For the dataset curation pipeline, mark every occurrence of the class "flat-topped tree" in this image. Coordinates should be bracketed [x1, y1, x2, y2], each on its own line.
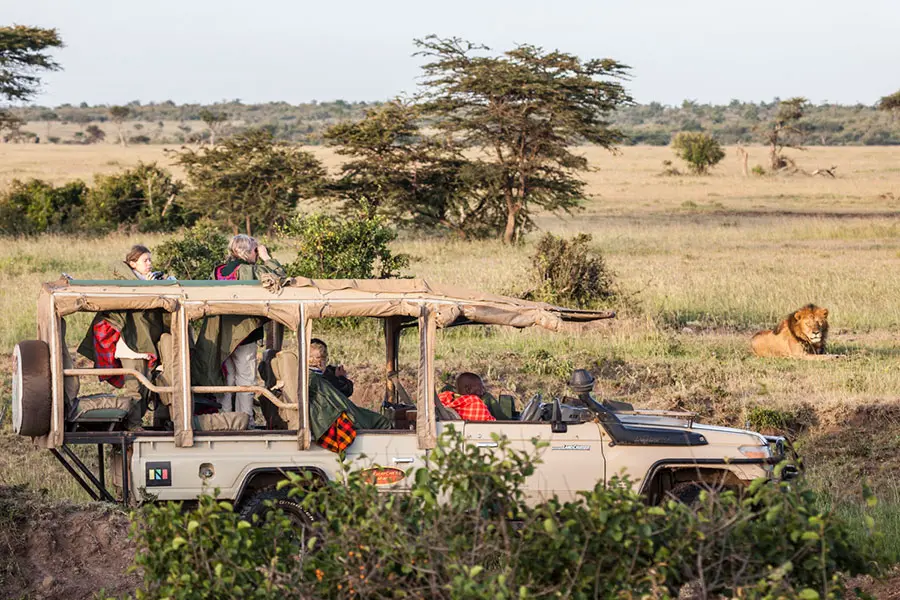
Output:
[109, 105, 130, 146]
[877, 90, 900, 123]
[415, 36, 631, 243]
[198, 108, 228, 144]
[172, 128, 326, 235]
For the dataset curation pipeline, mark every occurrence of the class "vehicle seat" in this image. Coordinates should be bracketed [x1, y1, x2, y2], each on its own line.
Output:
[267, 349, 300, 429]
[67, 393, 132, 430]
[193, 412, 250, 431]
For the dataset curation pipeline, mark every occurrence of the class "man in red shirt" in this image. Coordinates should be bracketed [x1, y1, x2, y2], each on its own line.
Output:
[438, 372, 496, 422]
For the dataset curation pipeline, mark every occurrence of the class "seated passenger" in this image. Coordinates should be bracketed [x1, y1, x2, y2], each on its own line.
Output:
[438, 372, 496, 422]
[76, 245, 169, 430]
[309, 369, 390, 452]
[309, 338, 354, 398]
[264, 348, 389, 451]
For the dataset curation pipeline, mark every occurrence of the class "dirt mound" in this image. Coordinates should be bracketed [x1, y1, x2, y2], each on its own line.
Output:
[0, 485, 138, 600]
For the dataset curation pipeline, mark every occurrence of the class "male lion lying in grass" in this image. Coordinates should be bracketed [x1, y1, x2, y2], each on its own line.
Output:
[751, 304, 834, 359]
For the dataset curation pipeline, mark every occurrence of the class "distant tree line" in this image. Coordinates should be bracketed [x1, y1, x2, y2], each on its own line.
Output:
[7, 95, 900, 147]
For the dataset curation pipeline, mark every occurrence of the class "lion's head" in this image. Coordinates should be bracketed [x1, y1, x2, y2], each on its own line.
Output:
[786, 304, 829, 351]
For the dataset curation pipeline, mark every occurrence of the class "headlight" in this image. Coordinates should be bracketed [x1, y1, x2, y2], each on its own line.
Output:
[738, 445, 771, 459]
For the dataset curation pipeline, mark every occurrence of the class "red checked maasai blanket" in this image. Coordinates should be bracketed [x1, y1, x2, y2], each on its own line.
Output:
[317, 411, 357, 453]
[92, 319, 124, 387]
[91, 319, 159, 389]
[438, 391, 496, 422]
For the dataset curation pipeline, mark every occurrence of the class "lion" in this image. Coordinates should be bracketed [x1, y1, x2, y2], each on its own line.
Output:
[751, 304, 832, 359]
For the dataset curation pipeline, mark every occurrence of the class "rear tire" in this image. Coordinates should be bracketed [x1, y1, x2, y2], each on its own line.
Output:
[238, 486, 319, 548]
[12, 341, 52, 437]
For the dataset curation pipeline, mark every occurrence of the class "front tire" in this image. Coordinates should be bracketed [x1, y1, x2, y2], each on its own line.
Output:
[667, 481, 724, 507]
[238, 487, 319, 548]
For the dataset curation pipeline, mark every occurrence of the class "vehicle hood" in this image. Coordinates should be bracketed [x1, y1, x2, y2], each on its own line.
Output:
[616, 414, 766, 445]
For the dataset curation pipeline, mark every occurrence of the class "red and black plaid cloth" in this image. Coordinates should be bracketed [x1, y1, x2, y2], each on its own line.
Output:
[317, 411, 357, 453]
[92, 319, 124, 388]
[91, 318, 158, 389]
[438, 391, 496, 422]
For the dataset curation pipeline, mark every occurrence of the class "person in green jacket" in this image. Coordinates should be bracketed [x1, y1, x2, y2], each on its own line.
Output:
[192, 235, 286, 427]
[78, 245, 170, 429]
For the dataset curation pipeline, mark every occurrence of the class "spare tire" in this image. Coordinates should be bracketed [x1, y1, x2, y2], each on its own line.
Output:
[12, 340, 52, 437]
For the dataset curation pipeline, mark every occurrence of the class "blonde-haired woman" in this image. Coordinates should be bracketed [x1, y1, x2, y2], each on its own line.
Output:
[192, 235, 286, 427]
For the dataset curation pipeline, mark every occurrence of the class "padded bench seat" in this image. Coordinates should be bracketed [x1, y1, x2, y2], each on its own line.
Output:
[66, 393, 133, 431]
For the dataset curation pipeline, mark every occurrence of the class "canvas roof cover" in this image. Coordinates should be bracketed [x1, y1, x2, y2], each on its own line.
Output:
[42, 277, 615, 330]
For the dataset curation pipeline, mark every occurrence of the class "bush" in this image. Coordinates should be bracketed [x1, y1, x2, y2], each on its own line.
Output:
[129, 430, 881, 600]
[0, 178, 88, 235]
[752, 164, 767, 176]
[671, 131, 726, 174]
[153, 222, 229, 279]
[280, 212, 408, 279]
[526, 232, 615, 308]
[84, 162, 189, 232]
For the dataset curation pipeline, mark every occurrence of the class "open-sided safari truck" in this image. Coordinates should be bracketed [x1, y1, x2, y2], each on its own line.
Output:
[11, 277, 793, 516]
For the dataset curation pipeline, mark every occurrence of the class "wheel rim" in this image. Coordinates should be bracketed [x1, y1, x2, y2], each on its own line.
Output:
[11, 344, 24, 434]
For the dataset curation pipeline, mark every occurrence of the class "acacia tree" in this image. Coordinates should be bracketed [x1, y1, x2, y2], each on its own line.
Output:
[172, 128, 326, 235]
[415, 36, 631, 243]
[325, 101, 501, 237]
[0, 25, 63, 138]
[762, 97, 808, 170]
[109, 105, 130, 146]
[198, 108, 228, 144]
[877, 90, 900, 123]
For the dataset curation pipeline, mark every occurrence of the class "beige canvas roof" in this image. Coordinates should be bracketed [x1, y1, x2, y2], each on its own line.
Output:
[41, 277, 615, 331]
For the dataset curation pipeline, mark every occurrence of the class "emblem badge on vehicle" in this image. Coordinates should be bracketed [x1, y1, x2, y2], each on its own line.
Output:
[551, 444, 590, 451]
[146, 461, 172, 487]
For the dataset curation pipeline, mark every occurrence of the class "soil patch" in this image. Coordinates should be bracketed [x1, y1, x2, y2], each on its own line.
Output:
[0, 485, 138, 600]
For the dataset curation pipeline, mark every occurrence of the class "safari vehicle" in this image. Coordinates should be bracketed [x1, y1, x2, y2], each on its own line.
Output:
[11, 277, 793, 516]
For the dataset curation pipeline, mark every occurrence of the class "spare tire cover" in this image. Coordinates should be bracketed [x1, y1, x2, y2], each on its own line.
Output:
[12, 340, 52, 437]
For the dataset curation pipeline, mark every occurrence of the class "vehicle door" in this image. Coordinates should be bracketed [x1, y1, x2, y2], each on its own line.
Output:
[462, 418, 606, 504]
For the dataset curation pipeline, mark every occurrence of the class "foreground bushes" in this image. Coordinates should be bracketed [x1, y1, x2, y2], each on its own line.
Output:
[130, 431, 881, 599]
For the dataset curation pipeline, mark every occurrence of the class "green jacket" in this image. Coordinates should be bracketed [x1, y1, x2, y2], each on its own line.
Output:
[309, 371, 390, 439]
[77, 262, 169, 361]
[190, 258, 286, 386]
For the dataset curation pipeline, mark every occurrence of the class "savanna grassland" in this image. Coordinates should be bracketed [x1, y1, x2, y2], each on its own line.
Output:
[1, 143, 899, 536]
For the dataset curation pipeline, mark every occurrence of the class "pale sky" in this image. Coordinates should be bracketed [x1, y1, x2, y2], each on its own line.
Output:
[3, 0, 898, 107]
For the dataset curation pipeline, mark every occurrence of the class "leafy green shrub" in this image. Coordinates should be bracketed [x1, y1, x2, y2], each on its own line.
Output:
[525, 232, 615, 308]
[752, 164, 767, 176]
[0, 178, 88, 235]
[128, 430, 880, 599]
[153, 222, 229, 279]
[131, 492, 302, 599]
[671, 131, 726, 174]
[83, 162, 189, 233]
[280, 212, 408, 279]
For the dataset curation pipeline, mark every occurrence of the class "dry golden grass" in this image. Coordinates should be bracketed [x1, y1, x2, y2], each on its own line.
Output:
[1, 143, 900, 500]
[0, 143, 345, 186]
